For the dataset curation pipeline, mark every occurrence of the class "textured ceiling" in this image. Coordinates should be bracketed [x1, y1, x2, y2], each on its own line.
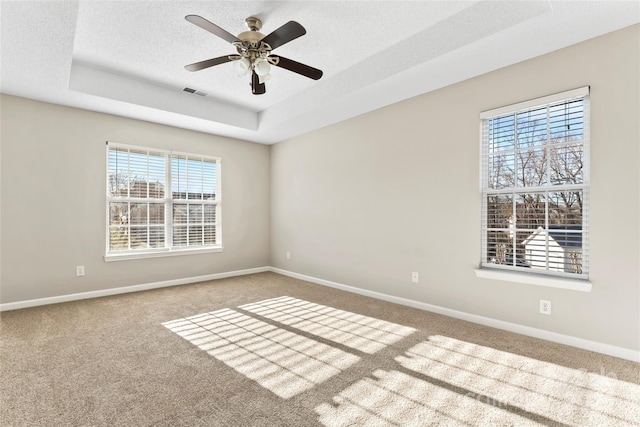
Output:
[1, 1, 639, 144]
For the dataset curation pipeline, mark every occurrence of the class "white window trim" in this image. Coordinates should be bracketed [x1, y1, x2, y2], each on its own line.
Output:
[478, 87, 590, 288]
[104, 246, 223, 262]
[480, 87, 589, 119]
[104, 142, 222, 261]
[474, 268, 592, 292]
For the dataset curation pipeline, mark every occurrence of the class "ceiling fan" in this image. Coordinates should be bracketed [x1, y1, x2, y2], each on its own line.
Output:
[184, 15, 323, 95]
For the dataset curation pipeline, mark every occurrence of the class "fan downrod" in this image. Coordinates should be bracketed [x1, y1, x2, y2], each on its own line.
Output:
[245, 17, 262, 32]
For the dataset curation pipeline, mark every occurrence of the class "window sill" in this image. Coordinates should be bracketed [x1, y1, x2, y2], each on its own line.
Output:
[474, 268, 592, 292]
[104, 246, 223, 262]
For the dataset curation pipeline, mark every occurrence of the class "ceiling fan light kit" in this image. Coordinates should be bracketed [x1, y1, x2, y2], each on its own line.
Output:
[185, 15, 323, 95]
[235, 57, 251, 77]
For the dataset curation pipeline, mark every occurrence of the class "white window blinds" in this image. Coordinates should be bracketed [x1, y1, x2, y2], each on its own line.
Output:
[480, 87, 589, 279]
[170, 154, 218, 248]
[107, 143, 221, 256]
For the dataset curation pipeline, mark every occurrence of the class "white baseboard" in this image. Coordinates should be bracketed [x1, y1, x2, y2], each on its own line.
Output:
[3, 265, 638, 362]
[0, 267, 270, 312]
[270, 267, 640, 363]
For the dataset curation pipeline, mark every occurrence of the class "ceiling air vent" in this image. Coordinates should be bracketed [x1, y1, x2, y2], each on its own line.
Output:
[182, 87, 208, 96]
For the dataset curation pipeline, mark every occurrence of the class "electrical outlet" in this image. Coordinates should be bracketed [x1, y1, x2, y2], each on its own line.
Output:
[411, 272, 419, 283]
[286, 251, 291, 260]
[540, 299, 551, 315]
[76, 266, 85, 277]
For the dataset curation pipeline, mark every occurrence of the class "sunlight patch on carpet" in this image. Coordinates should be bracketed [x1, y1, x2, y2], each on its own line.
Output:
[162, 308, 360, 399]
[239, 296, 416, 354]
[394, 335, 640, 426]
[315, 369, 534, 426]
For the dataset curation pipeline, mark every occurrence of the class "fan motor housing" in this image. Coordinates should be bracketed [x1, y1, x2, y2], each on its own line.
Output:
[238, 16, 265, 44]
[238, 30, 265, 44]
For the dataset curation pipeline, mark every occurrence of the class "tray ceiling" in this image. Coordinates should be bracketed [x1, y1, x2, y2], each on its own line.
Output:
[2, 1, 638, 144]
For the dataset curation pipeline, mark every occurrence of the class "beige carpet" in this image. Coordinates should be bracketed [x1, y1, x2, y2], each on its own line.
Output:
[1, 272, 639, 426]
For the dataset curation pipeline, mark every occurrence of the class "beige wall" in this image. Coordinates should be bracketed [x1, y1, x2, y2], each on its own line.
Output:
[270, 25, 640, 351]
[0, 95, 270, 302]
[1, 25, 638, 353]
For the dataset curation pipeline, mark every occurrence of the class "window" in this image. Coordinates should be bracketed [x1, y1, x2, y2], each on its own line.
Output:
[106, 142, 221, 260]
[480, 87, 589, 279]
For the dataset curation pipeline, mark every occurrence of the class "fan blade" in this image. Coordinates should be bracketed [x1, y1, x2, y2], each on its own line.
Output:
[251, 71, 266, 95]
[261, 21, 306, 50]
[184, 55, 235, 72]
[185, 15, 240, 44]
[271, 55, 323, 80]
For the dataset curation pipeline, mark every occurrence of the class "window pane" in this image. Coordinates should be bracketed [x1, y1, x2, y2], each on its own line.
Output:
[148, 153, 166, 198]
[515, 192, 546, 230]
[173, 225, 187, 247]
[486, 193, 514, 266]
[173, 204, 188, 224]
[109, 202, 128, 226]
[485, 230, 512, 265]
[130, 203, 148, 225]
[513, 230, 532, 268]
[108, 147, 166, 200]
[523, 230, 546, 270]
[149, 203, 164, 225]
[130, 226, 148, 249]
[187, 158, 203, 200]
[545, 229, 583, 274]
[172, 155, 187, 199]
[550, 144, 583, 185]
[109, 226, 129, 250]
[549, 99, 584, 143]
[548, 240, 565, 272]
[204, 226, 216, 245]
[555, 235, 582, 274]
[189, 204, 202, 224]
[488, 152, 516, 190]
[516, 149, 546, 187]
[489, 115, 515, 152]
[519, 192, 583, 274]
[188, 225, 203, 246]
[129, 150, 149, 198]
[549, 191, 583, 226]
[516, 107, 547, 148]
[203, 160, 217, 200]
[149, 226, 165, 248]
[204, 205, 216, 223]
[486, 194, 512, 229]
[129, 181, 148, 198]
[108, 148, 130, 197]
